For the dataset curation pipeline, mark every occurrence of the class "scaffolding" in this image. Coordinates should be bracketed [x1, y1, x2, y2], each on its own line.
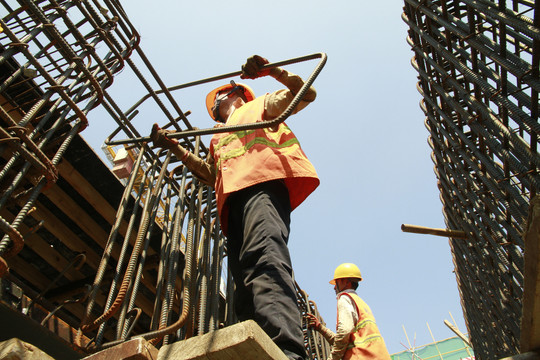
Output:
[392, 336, 474, 360]
[402, 0, 540, 359]
[0, 1, 329, 359]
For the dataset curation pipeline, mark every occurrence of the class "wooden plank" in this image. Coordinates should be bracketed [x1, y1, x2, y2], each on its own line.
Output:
[6, 202, 159, 324]
[31, 196, 159, 298]
[56, 159, 130, 238]
[520, 195, 540, 352]
[6, 254, 51, 292]
[7, 256, 91, 319]
[27, 199, 109, 269]
[0, 95, 162, 338]
[19, 297, 92, 349]
[42, 182, 111, 248]
[41, 181, 161, 294]
[6, 254, 155, 342]
[81, 338, 158, 360]
[1, 208, 84, 282]
[42, 176, 157, 258]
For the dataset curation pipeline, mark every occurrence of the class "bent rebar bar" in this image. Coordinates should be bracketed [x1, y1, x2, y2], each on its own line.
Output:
[105, 53, 327, 146]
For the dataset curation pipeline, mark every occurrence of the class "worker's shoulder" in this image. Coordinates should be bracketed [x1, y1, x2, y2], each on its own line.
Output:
[337, 291, 357, 303]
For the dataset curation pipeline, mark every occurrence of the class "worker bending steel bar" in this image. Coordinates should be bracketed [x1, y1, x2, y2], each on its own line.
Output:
[149, 55, 320, 360]
[105, 53, 326, 146]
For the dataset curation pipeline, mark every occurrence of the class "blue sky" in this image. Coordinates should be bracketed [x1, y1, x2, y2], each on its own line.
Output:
[83, 0, 469, 354]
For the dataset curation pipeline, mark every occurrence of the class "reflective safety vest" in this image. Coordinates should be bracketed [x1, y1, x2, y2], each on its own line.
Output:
[338, 292, 391, 360]
[210, 95, 319, 234]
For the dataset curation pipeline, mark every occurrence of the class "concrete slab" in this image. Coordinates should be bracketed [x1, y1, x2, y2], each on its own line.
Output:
[81, 338, 158, 360]
[0, 338, 55, 360]
[157, 320, 289, 360]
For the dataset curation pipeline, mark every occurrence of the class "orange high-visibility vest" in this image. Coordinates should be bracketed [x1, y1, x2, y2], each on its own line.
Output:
[210, 95, 319, 234]
[338, 292, 391, 360]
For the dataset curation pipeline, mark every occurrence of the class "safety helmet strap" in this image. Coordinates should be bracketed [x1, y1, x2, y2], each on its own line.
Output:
[212, 80, 246, 123]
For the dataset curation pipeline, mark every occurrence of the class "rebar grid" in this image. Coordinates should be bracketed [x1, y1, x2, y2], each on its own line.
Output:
[402, 0, 540, 359]
[0, 1, 328, 357]
[0, 0, 138, 269]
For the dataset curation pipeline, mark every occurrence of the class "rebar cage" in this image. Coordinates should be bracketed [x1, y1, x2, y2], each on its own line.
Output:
[402, 0, 540, 359]
[0, 1, 329, 358]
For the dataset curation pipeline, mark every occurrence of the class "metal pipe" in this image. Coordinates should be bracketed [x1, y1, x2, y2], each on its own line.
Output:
[401, 224, 468, 239]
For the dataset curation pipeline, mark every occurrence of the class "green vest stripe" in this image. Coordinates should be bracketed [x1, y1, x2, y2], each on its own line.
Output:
[214, 129, 256, 150]
[214, 125, 294, 151]
[347, 334, 383, 349]
[216, 136, 300, 169]
[354, 319, 377, 331]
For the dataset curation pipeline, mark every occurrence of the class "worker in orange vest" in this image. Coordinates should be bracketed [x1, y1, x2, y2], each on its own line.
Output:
[307, 263, 391, 360]
[150, 55, 319, 360]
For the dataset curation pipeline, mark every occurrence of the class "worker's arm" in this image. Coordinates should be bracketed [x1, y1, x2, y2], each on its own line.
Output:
[327, 295, 357, 360]
[318, 323, 337, 345]
[306, 313, 336, 345]
[241, 55, 317, 119]
[150, 124, 216, 187]
[269, 66, 317, 101]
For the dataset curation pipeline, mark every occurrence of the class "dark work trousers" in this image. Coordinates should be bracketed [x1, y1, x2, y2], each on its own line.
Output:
[226, 180, 307, 360]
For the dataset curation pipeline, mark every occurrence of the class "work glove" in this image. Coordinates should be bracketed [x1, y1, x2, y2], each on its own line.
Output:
[150, 123, 178, 150]
[241, 55, 270, 79]
[306, 313, 321, 331]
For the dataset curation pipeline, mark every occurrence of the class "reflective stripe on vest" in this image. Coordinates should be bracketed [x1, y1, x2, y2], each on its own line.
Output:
[354, 318, 377, 332]
[347, 334, 384, 349]
[213, 125, 300, 171]
[340, 292, 391, 360]
[209, 95, 319, 235]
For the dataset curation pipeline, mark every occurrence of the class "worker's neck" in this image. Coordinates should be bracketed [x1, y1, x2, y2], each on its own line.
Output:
[224, 102, 243, 123]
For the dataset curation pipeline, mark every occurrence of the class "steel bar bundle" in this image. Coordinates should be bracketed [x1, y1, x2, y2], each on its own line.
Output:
[402, 0, 540, 358]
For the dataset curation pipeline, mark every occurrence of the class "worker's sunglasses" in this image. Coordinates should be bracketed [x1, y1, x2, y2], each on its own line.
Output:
[213, 81, 246, 122]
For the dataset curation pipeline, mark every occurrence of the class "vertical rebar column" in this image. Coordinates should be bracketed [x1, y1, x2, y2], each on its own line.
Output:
[402, 0, 540, 358]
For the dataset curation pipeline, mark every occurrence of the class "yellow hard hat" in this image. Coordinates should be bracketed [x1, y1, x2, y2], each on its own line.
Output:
[205, 81, 255, 122]
[330, 263, 362, 284]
